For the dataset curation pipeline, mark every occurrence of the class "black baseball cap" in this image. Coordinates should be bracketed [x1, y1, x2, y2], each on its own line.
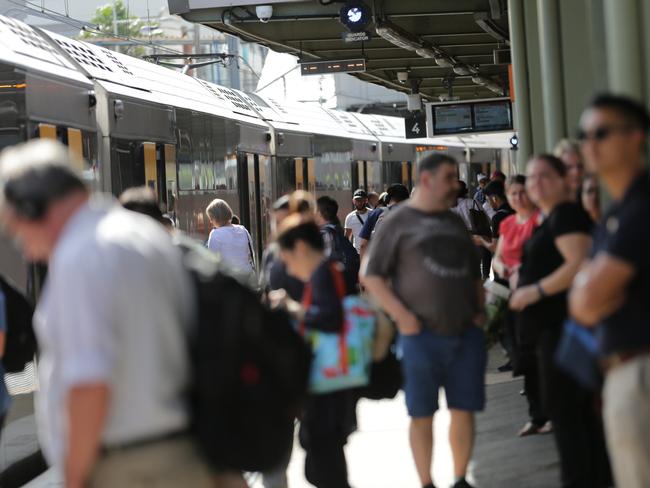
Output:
[353, 189, 367, 199]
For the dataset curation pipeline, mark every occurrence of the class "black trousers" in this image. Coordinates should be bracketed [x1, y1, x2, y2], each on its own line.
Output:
[537, 329, 612, 488]
[299, 389, 358, 488]
[523, 366, 547, 427]
[478, 246, 492, 281]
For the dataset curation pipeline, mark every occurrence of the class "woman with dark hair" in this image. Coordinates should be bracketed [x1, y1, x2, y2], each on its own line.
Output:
[270, 216, 357, 488]
[510, 155, 610, 487]
[581, 173, 601, 223]
[490, 175, 547, 433]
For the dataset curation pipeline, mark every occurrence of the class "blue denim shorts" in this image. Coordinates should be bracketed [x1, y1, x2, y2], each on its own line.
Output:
[399, 326, 487, 417]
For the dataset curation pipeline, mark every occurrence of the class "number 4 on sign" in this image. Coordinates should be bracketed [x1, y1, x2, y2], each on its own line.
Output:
[411, 122, 420, 134]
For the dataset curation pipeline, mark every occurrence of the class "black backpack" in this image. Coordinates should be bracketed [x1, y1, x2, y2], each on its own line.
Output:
[179, 241, 311, 472]
[0, 276, 36, 373]
[322, 224, 360, 288]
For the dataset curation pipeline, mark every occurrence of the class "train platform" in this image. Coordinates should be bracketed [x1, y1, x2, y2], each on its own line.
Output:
[2, 349, 560, 488]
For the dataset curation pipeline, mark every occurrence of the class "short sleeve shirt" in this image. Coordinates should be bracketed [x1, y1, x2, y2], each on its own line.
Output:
[518, 202, 592, 328]
[491, 203, 514, 238]
[498, 212, 540, 270]
[592, 173, 650, 354]
[358, 207, 385, 241]
[363, 205, 480, 335]
[344, 210, 369, 253]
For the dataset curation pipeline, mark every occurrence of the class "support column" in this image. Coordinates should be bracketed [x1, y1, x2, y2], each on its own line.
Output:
[508, 0, 532, 171]
[537, 0, 566, 150]
[603, 0, 643, 98]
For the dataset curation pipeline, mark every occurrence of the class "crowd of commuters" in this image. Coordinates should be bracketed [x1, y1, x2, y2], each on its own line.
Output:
[0, 92, 648, 488]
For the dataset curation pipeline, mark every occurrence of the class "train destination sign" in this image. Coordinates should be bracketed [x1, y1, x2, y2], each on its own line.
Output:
[300, 59, 366, 76]
[425, 98, 513, 136]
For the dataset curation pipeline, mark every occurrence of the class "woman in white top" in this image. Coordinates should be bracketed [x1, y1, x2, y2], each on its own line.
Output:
[206, 199, 256, 279]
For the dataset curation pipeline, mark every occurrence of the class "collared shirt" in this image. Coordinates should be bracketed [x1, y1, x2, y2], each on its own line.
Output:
[34, 198, 194, 470]
[592, 172, 650, 354]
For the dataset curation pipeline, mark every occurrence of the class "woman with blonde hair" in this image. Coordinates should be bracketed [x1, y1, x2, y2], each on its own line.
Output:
[206, 199, 256, 279]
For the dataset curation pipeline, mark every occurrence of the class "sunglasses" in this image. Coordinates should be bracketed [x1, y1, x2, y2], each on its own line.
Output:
[576, 125, 632, 142]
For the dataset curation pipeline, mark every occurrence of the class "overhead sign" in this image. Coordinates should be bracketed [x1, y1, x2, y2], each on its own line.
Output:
[188, 0, 301, 7]
[300, 59, 366, 76]
[342, 31, 371, 42]
[425, 98, 513, 137]
[405, 112, 427, 139]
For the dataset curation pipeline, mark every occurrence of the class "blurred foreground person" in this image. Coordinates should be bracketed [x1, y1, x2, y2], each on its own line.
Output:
[0, 140, 211, 488]
[571, 94, 650, 488]
[119, 186, 171, 229]
[271, 217, 357, 488]
[511, 154, 610, 488]
[362, 154, 485, 488]
[554, 139, 585, 203]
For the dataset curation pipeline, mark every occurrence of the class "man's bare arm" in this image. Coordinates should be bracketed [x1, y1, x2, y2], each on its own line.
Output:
[65, 383, 110, 488]
[570, 253, 634, 326]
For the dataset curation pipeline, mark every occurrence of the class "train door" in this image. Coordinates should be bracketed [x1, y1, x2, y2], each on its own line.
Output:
[237, 152, 263, 260]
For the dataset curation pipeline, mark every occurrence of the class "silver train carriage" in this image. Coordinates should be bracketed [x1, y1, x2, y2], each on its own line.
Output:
[0, 14, 466, 289]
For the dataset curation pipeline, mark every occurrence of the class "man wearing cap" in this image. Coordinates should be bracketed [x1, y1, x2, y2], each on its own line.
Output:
[344, 189, 370, 254]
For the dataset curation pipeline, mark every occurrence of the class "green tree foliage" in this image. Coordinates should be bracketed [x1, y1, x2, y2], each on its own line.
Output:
[82, 1, 143, 39]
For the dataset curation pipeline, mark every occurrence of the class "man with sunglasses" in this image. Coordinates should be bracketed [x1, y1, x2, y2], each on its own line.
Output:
[570, 93, 650, 488]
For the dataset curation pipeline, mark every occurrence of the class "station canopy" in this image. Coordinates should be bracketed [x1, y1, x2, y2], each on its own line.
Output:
[169, 0, 510, 102]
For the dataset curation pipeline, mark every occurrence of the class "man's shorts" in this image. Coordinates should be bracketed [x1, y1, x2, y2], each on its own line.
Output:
[399, 326, 487, 417]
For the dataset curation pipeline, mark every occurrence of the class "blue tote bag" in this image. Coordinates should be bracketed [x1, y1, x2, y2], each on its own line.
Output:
[300, 265, 375, 394]
[554, 319, 601, 391]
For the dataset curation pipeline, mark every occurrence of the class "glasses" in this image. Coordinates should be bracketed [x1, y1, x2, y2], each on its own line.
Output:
[576, 125, 632, 142]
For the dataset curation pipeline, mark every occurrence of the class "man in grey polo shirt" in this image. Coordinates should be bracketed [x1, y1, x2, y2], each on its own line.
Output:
[0, 140, 211, 488]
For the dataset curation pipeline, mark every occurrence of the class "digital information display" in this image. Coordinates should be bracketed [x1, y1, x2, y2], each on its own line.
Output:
[300, 59, 366, 76]
[426, 98, 513, 136]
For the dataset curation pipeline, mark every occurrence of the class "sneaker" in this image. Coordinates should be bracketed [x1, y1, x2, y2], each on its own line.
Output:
[451, 478, 475, 488]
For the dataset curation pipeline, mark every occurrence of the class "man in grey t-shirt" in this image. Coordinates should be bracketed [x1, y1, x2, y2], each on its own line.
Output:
[362, 154, 486, 488]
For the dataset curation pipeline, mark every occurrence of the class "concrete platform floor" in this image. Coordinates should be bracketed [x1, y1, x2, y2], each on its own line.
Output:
[3, 349, 561, 487]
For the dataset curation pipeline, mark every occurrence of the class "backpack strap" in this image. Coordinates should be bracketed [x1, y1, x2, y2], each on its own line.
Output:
[328, 263, 349, 373]
[355, 212, 365, 226]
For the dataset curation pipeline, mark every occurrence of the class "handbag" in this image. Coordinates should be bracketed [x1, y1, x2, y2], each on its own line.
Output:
[554, 319, 602, 391]
[469, 200, 492, 237]
[360, 341, 403, 400]
[301, 265, 375, 394]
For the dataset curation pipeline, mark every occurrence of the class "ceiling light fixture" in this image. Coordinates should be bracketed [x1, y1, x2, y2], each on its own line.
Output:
[434, 55, 454, 67]
[414, 46, 437, 58]
[452, 65, 473, 76]
[471, 75, 489, 85]
[376, 20, 422, 51]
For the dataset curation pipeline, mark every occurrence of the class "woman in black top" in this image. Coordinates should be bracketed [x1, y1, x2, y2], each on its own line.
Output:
[272, 216, 357, 488]
[511, 154, 611, 488]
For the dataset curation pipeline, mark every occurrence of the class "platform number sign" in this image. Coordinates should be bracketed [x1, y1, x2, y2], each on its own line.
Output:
[405, 112, 427, 139]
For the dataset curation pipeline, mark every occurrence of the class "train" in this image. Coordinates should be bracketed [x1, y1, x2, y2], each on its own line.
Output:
[0, 14, 501, 288]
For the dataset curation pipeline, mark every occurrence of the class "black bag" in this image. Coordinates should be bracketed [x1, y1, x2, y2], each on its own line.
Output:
[469, 201, 493, 237]
[0, 276, 36, 373]
[181, 242, 311, 472]
[322, 224, 360, 287]
[360, 344, 402, 400]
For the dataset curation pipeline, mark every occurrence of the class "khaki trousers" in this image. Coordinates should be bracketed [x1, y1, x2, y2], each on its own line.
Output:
[603, 355, 650, 488]
[90, 436, 213, 488]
